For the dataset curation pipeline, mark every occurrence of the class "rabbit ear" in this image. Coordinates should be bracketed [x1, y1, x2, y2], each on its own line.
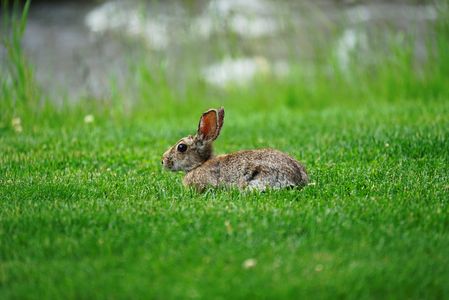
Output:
[197, 107, 225, 142]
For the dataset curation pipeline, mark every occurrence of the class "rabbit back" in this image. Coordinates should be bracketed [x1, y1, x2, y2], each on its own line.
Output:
[183, 149, 308, 191]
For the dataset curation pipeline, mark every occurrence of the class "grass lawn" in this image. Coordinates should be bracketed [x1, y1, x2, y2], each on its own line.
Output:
[1, 1, 449, 298]
[1, 97, 448, 299]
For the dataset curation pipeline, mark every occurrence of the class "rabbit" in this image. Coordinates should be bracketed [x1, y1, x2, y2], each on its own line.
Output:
[162, 107, 309, 191]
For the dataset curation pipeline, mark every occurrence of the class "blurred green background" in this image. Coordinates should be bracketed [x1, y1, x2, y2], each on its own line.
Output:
[2, 0, 448, 118]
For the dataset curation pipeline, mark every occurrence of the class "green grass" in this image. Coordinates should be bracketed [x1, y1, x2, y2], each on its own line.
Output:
[1, 1, 449, 299]
[1, 100, 448, 299]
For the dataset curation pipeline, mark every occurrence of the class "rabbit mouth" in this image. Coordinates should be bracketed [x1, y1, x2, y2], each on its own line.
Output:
[162, 158, 186, 172]
[162, 158, 174, 170]
[162, 158, 201, 173]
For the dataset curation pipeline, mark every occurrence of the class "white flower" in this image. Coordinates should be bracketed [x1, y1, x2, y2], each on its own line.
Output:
[84, 115, 95, 124]
[11, 117, 22, 133]
[243, 258, 257, 269]
[12, 117, 21, 126]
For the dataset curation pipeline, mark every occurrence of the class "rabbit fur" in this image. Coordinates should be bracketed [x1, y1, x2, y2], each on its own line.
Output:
[162, 108, 308, 191]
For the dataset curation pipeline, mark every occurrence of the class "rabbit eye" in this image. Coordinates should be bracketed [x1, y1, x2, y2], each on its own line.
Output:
[177, 143, 187, 153]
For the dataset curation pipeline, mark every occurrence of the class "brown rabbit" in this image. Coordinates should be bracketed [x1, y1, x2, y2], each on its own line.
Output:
[162, 108, 308, 191]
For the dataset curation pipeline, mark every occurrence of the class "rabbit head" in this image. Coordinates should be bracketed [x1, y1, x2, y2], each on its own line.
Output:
[162, 107, 224, 172]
